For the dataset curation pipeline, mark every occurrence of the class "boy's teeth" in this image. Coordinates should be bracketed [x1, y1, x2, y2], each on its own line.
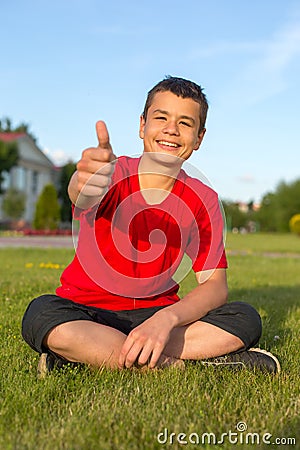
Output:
[159, 141, 178, 147]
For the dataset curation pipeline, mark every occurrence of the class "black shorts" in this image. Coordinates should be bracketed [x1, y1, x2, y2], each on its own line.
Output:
[21, 295, 262, 354]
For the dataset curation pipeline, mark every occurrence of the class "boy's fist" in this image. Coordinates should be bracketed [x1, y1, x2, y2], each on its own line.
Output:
[76, 121, 116, 198]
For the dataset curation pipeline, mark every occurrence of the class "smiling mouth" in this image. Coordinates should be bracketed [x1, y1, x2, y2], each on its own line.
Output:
[157, 140, 180, 148]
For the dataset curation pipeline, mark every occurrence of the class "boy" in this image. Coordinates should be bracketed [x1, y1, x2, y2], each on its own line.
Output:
[22, 76, 280, 375]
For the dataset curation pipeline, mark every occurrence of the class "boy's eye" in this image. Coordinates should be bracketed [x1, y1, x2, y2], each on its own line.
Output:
[180, 121, 191, 127]
[155, 116, 167, 120]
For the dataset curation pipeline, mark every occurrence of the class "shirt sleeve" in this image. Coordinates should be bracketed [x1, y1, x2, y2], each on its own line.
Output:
[185, 191, 227, 273]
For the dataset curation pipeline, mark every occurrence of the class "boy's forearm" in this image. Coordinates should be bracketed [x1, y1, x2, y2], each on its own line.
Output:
[157, 269, 228, 329]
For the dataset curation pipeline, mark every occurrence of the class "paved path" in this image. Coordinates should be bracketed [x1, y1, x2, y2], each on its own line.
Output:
[0, 236, 299, 258]
[227, 249, 300, 259]
[0, 236, 76, 248]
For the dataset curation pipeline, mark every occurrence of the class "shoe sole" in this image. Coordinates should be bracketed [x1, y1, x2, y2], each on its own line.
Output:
[249, 347, 281, 374]
[201, 348, 281, 374]
[201, 360, 246, 368]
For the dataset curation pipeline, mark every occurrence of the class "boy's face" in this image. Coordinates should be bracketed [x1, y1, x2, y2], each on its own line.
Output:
[139, 91, 205, 161]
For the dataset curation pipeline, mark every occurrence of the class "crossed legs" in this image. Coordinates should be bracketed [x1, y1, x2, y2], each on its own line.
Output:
[44, 319, 244, 369]
[22, 296, 261, 370]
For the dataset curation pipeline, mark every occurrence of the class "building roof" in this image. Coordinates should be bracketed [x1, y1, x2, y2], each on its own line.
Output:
[0, 132, 26, 142]
[0, 132, 55, 167]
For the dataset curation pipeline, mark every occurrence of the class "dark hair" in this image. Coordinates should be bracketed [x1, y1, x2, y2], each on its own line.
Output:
[142, 76, 208, 131]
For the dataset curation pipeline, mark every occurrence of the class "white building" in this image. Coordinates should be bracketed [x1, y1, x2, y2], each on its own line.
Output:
[0, 132, 56, 223]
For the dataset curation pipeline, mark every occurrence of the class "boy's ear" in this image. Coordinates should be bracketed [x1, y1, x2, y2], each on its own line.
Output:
[139, 115, 145, 139]
[194, 128, 206, 150]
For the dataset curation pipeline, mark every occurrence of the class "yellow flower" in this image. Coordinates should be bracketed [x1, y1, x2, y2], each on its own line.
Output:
[39, 262, 61, 269]
[25, 263, 34, 269]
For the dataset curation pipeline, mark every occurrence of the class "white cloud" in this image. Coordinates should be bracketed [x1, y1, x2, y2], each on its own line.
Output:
[236, 174, 256, 184]
[241, 20, 300, 102]
[264, 20, 300, 72]
[43, 148, 74, 166]
[190, 17, 300, 106]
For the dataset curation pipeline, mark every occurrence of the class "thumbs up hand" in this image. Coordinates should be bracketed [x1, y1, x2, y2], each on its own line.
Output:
[69, 121, 117, 208]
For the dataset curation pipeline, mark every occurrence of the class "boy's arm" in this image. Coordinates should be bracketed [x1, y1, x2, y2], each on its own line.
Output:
[118, 268, 228, 369]
[161, 268, 228, 327]
[69, 120, 116, 209]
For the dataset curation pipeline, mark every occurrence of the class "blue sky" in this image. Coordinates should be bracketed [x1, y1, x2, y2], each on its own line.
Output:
[1, 0, 300, 203]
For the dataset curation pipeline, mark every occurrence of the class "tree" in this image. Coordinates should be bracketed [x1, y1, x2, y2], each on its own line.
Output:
[2, 188, 26, 220]
[255, 192, 277, 232]
[33, 184, 60, 230]
[58, 161, 76, 222]
[0, 139, 19, 194]
[275, 180, 300, 232]
[0, 116, 37, 142]
[0, 117, 12, 132]
[256, 179, 300, 232]
[221, 200, 248, 230]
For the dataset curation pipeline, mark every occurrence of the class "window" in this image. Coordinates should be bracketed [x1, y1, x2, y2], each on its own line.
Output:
[15, 167, 27, 190]
[32, 171, 38, 194]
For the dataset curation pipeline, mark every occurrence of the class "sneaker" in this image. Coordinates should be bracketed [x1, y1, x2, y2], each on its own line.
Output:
[37, 353, 82, 379]
[201, 348, 281, 374]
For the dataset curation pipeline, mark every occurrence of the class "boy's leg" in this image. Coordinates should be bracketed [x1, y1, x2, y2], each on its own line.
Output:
[162, 302, 280, 373]
[164, 301, 261, 360]
[165, 321, 244, 360]
[22, 295, 129, 369]
[44, 320, 127, 368]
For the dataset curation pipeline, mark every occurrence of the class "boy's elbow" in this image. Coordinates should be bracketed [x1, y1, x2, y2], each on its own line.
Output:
[221, 284, 229, 304]
[218, 271, 229, 304]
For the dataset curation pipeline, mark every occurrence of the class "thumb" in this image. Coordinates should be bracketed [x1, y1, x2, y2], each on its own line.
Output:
[96, 120, 112, 150]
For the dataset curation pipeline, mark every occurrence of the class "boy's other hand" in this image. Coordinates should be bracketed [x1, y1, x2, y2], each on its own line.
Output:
[118, 309, 176, 369]
[76, 120, 117, 198]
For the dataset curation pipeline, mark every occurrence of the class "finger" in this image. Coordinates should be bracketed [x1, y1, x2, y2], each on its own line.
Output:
[137, 342, 154, 366]
[118, 336, 135, 368]
[148, 344, 165, 369]
[77, 154, 116, 174]
[96, 120, 111, 150]
[124, 343, 143, 368]
[77, 184, 108, 199]
[77, 172, 111, 192]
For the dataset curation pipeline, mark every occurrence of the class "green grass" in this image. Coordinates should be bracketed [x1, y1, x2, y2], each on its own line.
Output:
[0, 234, 299, 449]
[225, 231, 300, 254]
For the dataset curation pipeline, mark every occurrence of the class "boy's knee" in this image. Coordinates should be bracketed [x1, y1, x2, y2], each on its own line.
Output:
[21, 294, 88, 354]
[44, 322, 76, 352]
[21, 295, 54, 352]
[202, 301, 262, 350]
[230, 301, 262, 347]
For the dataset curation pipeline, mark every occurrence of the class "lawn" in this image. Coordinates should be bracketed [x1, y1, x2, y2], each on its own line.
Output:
[0, 233, 299, 449]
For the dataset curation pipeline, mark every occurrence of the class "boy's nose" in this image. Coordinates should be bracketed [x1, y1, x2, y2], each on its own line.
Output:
[163, 121, 179, 135]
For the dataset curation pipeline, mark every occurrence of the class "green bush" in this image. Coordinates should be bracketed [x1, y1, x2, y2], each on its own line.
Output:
[289, 214, 300, 236]
[33, 184, 60, 230]
[2, 187, 26, 219]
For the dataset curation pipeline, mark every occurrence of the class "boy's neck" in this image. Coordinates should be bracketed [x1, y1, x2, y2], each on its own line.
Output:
[138, 152, 183, 204]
